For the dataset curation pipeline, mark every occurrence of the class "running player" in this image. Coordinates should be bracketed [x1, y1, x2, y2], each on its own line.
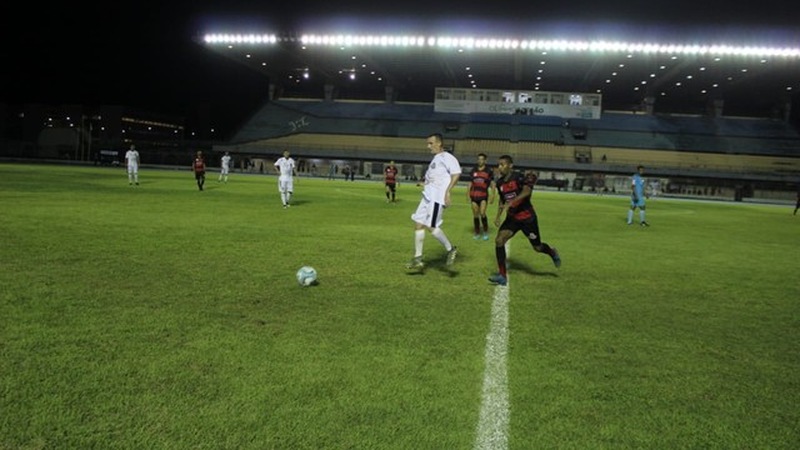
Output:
[406, 133, 461, 270]
[488, 155, 560, 286]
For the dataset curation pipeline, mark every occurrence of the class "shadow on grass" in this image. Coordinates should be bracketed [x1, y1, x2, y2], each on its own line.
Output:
[507, 259, 560, 277]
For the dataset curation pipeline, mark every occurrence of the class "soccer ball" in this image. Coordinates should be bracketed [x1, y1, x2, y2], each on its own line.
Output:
[296, 266, 317, 286]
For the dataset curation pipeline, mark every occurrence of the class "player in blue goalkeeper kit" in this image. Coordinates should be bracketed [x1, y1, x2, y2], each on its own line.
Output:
[627, 165, 649, 227]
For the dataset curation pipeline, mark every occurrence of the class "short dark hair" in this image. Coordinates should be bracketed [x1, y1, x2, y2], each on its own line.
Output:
[428, 133, 443, 144]
[499, 154, 513, 164]
[477, 153, 487, 159]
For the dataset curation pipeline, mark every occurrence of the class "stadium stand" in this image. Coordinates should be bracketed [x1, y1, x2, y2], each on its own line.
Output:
[216, 99, 799, 193]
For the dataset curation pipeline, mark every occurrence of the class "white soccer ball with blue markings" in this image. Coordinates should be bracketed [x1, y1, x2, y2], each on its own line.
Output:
[296, 266, 318, 286]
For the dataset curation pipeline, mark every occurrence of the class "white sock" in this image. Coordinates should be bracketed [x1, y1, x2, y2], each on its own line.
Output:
[286, 192, 292, 204]
[627, 210, 634, 223]
[430, 227, 452, 251]
[281, 192, 287, 205]
[414, 229, 425, 257]
[640, 210, 646, 222]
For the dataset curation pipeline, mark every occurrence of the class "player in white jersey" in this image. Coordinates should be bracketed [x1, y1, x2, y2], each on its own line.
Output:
[406, 133, 462, 270]
[274, 150, 297, 208]
[218, 152, 232, 183]
[124, 144, 140, 185]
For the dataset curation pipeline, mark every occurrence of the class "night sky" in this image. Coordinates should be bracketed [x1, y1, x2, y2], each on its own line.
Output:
[3, 1, 799, 135]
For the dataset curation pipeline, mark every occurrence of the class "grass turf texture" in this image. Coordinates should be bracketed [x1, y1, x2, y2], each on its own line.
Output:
[0, 163, 798, 449]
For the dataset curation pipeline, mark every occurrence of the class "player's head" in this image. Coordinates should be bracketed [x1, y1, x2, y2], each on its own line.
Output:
[477, 153, 487, 165]
[638, 165, 645, 174]
[196, 150, 202, 157]
[130, 144, 136, 150]
[389, 160, 395, 165]
[497, 154, 514, 175]
[426, 133, 444, 153]
[283, 150, 290, 158]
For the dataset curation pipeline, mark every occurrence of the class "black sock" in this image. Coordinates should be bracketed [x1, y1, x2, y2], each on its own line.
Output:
[496, 246, 507, 276]
[481, 216, 489, 233]
[473, 218, 481, 234]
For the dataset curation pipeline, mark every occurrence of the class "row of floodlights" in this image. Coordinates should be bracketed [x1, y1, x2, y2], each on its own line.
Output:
[203, 33, 800, 58]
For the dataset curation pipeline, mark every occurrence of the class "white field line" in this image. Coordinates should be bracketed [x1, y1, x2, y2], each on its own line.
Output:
[474, 241, 511, 450]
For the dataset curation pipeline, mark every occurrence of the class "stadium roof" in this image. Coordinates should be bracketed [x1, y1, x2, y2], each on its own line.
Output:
[202, 33, 800, 120]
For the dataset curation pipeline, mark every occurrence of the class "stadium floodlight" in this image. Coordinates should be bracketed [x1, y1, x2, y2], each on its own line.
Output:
[203, 33, 800, 59]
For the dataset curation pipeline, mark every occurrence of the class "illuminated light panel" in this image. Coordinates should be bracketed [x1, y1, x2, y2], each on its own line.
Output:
[203, 33, 800, 58]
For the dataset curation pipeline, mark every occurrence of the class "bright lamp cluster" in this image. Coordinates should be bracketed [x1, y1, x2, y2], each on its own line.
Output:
[204, 33, 800, 58]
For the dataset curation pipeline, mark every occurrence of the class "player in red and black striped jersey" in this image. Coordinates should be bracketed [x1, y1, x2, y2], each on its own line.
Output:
[192, 151, 206, 191]
[467, 153, 496, 240]
[488, 155, 560, 286]
[384, 161, 399, 203]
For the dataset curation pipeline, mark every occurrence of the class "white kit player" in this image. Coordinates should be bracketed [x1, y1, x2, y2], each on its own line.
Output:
[274, 150, 296, 208]
[125, 144, 140, 185]
[406, 133, 462, 270]
[219, 151, 232, 183]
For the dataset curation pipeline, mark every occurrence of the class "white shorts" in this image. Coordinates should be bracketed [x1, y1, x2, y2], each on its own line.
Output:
[278, 177, 293, 193]
[127, 164, 138, 174]
[411, 197, 444, 229]
[221, 166, 229, 175]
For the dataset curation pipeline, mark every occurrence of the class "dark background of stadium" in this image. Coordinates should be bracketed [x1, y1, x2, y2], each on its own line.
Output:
[3, 1, 800, 136]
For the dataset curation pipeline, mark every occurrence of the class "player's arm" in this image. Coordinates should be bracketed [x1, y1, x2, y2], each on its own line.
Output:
[488, 179, 497, 204]
[444, 173, 459, 207]
[631, 179, 638, 202]
[494, 193, 508, 226]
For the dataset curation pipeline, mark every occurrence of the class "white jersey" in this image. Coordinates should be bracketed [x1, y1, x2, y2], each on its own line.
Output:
[274, 157, 295, 179]
[422, 151, 461, 204]
[221, 154, 231, 169]
[125, 150, 140, 167]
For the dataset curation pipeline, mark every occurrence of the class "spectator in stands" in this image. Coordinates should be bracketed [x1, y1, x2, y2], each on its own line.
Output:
[384, 160, 399, 203]
[467, 153, 495, 240]
[274, 150, 296, 208]
[627, 165, 649, 226]
[349, 163, 356, 181]
[125, 144, 140, 186]
[327, 163, 336, 180]
[192, 151, 206, 191]
[488, 155, 561, 286]
[406, 133, 461, 270]
[218, 151, 231, 183]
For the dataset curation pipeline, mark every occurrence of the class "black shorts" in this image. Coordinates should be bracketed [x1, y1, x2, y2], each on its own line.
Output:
[470, 195, 488, 205]
[499, 216, 541, 245]
[386, 182, 396, 192]
[195, 171, 205, 180]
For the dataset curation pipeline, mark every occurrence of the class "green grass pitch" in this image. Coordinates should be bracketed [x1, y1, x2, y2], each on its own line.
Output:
[1, 163, 798, 449]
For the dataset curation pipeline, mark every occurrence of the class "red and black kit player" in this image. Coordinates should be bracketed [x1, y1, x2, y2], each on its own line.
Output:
[384, 161, 399, 203]
[489, 155, 560, 286]
[467, 153, 495, 240]
[192, 151, 206, 191]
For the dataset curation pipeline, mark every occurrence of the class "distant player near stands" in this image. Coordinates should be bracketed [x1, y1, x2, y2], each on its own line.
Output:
[384, 160, 399, 203]
[794, 190, 799, 215]
[192, 151, 206, 191]
[125, 144, 140, 186]
[218, 151, 232, 183]
[627, 165, 649, 226]
[274, 150, 296, 209]
[488, 155, 560, 286]
[467, 153, 495, 240]
[406, 133, 461, 270]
